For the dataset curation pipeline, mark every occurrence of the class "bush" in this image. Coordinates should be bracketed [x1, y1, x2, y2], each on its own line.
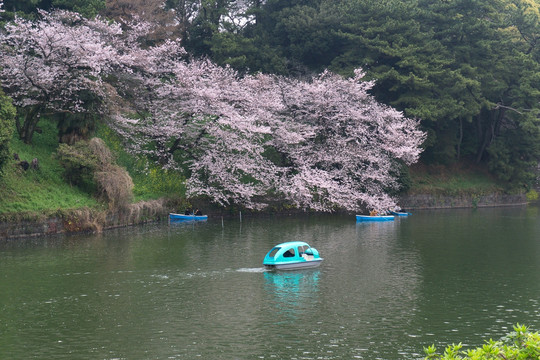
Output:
[526, 189, 539, 202]
[424, 324, 540, 360]
[95, 165, 134, 209]
[56, 137, 134, 209]
[56, 141, 100, 192]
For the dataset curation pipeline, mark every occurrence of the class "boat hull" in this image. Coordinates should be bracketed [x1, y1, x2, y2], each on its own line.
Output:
[356, 215, 394, 222]
[169, 213, 208, 221]
[266, 259, 323, 270]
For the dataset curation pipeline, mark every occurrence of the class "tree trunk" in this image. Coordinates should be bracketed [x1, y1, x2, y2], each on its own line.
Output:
[17, 106, 42, 144]
[475, 108, 505, 164]
[456, 117, 463, 160]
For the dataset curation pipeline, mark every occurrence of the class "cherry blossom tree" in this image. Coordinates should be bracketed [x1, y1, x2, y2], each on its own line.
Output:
[269, 69, 425, 212]
[111, 55, 284, 209]
[0, 10, 125, 143]
[111, 50, 425, 212]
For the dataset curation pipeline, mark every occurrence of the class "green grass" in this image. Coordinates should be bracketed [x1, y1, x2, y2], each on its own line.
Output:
[409, 161, 505, 195]
[0, 119, 189, 216]
[95, 124, 187, 201]
[0, 120, 100, 215]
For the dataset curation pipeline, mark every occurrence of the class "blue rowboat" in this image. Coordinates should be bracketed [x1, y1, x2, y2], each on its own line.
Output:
[263, 241, 323, 270]
[169, 213, 208, 221]
[389, 211, 411, 216]
[356, 214, 394, 222]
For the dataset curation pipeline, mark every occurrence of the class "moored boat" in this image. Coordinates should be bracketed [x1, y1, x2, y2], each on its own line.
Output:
[169, 213, 208, 221]
[263, 241, 323, 270]
[356, 214, 395, 222]
[389, 211, 411, 216]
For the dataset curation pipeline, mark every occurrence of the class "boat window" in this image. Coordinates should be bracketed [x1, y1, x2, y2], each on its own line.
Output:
[298, 245, 308, 255]
[283, 248, 295, 257]
[268, 247, 280, 258]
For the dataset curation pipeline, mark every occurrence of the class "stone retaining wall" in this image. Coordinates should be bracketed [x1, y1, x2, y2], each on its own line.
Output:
[0, 200, 169, 241]
[0, 193, 529, 240]
[399, 193, 527, 210]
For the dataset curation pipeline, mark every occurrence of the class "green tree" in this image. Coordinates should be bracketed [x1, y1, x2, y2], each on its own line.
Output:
[0, 88, 16, 176]
[3, 0, 104, 17]
[52, 0, 105, 18]
[324, 0, 540, 186]
[2, 0, 48, 14]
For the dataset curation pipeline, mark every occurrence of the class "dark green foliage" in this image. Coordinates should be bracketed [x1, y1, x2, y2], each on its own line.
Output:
[208, 32, 288, 74]
[2, 0, 48, 15]
[56, 140, 100, 193]
[0, 89, 16, 176]
[2, 0, 104, 18]
[487, 120, 540, 191]
[51, 0, 105, 18]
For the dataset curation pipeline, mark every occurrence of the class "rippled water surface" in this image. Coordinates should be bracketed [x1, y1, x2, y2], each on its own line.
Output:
[1, 206, 540, 359]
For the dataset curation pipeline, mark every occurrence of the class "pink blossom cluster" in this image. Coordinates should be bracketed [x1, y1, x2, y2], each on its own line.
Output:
[0, 10, 124, 115]
[0, 10, 425, 212]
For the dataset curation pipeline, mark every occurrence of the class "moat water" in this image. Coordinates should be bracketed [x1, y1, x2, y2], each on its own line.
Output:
[1, 206, 540, 359]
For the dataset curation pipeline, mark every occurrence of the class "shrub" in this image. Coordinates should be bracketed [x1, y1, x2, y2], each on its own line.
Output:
[56, 141, 99, 192]
[526, 189, 539, 202]
[424, 324, 540, 360]
[56, 137, 134, 209]
[95, 165, 134, 209]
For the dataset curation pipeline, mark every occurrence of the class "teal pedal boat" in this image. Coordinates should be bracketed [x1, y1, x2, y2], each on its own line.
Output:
[263, 241, 323, 270]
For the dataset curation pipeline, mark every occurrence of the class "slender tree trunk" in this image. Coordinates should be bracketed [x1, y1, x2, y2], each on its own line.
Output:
[18, 106, 42, 144]
[475, 108, 505, 163]
[456, 117, 463, 160]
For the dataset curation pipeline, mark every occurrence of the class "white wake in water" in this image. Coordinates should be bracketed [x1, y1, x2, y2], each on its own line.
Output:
[235, 267, 268, 273]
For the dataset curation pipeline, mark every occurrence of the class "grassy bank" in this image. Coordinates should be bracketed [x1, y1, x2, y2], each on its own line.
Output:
[408, 161, 506, 196]
[0, 119, 185, 218]
[0, 120, 100, 216]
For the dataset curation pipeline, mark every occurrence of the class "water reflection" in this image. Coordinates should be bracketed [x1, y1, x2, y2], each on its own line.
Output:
[264, 270, 320, 320]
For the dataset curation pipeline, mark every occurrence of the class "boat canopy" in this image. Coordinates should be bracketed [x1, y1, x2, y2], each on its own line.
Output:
[263, 241, 320, 266]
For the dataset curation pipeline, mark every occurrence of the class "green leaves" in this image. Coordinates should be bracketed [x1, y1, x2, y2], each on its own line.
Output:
[0, 89, 16, 176]
[425, 325, 540, 359]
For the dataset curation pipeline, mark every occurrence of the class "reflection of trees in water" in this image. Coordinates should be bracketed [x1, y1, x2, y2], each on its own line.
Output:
[264, 270, 320, 320]
[332, 219, 422, 328]
[355, 220, 399, 243]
